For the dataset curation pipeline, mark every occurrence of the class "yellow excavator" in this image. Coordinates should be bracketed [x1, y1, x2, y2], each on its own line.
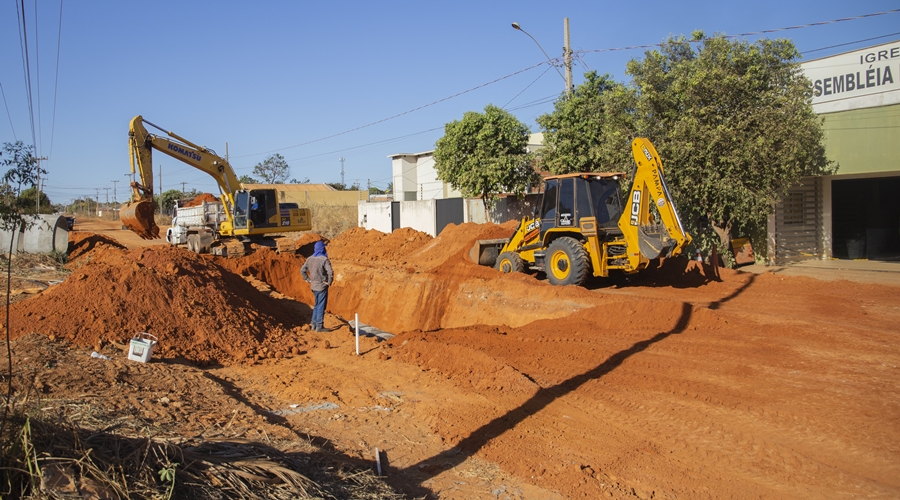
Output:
[471, 137, 691, 286]
[121, 115, 311, 253]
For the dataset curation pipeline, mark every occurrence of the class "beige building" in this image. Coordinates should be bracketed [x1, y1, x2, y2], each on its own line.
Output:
[242, 183, 367, 207]
[771, 40, 900, 264]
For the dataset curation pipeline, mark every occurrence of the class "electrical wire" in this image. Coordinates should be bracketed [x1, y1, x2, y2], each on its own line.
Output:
[231, 61, 546, 159]
[17, 0, 38, 151]
[503, 65, 554, 109]
[578, 8, 900, 57]
[0, 83, 17, 141]
[33, 0, 43, 156]
[802, 31, 900, 55]
[48, 0, 64, 160]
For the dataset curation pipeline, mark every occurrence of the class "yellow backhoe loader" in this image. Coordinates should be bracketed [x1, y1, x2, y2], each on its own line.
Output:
[471, 137, 691, 286]
[120, 115, 311, 254]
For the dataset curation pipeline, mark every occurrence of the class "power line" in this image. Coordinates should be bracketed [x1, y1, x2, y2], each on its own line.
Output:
[231, 61, 546, 159]
[578, 9, 900, 57]
[33, 0, 43, 156]
[49, 0, 64, 160]
[0, 82, 16, 140]
[802, 31, 900, 55]
[17, 0, 38, 150]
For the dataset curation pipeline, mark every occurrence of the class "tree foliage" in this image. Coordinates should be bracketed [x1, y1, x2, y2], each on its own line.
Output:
[536, 72, 636, 174]
[0, 142, 44, 230]
[627, 33, 835, 257]
[434, 104, 534, 205]
[238, 174, 259, 184]
[16, 187, 53, 214]
[251, 154, 290, 184]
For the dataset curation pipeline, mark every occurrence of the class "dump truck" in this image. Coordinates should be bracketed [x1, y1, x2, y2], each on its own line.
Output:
[120, 115, 311, 254]
[471, 137, 691, 286]
[165, 199, 229, 253]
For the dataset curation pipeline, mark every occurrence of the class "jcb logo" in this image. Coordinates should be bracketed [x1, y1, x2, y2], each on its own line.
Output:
[630, 191, 641, 226]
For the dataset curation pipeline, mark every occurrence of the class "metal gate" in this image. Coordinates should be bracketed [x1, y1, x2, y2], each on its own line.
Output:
[391, 202, 400, 232]
[774, 177, 822, 265]
[435, 198, 464, 235]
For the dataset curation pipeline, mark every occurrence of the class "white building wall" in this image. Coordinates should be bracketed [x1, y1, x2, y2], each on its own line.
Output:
[398, 200, 436, 236]
[358, 201, 393, 233]
[392, 156, 418, 201]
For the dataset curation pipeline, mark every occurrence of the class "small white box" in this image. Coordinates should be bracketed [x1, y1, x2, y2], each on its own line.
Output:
[128, 333, 158, 363]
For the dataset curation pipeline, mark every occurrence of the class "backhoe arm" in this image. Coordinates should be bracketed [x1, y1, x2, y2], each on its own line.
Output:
[122, 115, 242, 239]
[617, 137, 692, 270]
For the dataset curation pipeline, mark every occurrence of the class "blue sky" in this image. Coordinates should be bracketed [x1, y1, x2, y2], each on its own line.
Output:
[1, 1, 899, 206]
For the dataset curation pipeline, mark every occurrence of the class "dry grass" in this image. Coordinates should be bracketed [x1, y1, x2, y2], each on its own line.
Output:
[1, 403, 405, 499]
[307, 204, 358, 240]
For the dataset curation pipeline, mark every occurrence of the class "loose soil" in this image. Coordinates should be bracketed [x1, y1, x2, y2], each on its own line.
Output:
[2, 217, 898, 499]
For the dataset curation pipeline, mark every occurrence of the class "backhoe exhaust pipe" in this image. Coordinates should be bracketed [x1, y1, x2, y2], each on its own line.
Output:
[120, 200, 160, 240]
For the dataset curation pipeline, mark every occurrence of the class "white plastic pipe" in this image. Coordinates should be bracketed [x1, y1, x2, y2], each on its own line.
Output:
[355, 313, 360, 355]
[375, 447, 382, 476]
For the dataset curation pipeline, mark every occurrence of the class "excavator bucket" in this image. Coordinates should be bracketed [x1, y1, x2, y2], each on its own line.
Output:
[468, 238, 507, 267]
[120, 200, 160, 240]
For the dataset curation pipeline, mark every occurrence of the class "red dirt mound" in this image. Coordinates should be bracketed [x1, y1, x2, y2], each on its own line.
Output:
[8, 242, 305, 365]
[328, 226, 433, 265]
[67, 232, 127, 263]
[181, 192, 220, 207]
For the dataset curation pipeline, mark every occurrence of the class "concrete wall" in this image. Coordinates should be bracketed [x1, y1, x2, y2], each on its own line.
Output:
[358, 201, 393, 233]
[0, 215, 69, 254]
[466, 195, 541, 224]
[399, 200, 437, 236]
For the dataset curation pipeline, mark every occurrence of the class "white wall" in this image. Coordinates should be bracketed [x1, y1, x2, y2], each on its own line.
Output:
[358, 201, 392, 233]
[399, 200, 436, 236]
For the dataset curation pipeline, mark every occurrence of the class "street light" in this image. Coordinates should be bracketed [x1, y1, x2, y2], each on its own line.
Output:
[511, 22, 566, 84]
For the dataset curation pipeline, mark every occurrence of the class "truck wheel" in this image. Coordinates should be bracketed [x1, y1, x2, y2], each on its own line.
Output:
[546, 237, 590, 286]
[495, 252, 525, 274]
[187, 234, 199, 253]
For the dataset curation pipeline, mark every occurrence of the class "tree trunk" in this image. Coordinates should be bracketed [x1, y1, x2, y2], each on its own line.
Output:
[711, 218, 733, 268]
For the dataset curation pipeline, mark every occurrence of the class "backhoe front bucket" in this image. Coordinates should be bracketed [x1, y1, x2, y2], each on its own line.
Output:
[468, 238, 507, 267]
[120, 200, 160, 240]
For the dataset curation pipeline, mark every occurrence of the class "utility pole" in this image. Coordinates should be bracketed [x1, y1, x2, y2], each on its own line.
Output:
[35, 156, 47, 213]
[95, 188, 100, 216]
[158, 164, 162, 214]
[564, 18, 573, 96]
[181, 182, 186, 199]
[339, 157, 345, 188]
[103, 187, 110, 204]
[111, 179, 119, 204]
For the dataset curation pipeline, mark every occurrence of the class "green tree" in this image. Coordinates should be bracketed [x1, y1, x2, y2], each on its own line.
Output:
[238, 174, 259, 184]
[157, 189, 185, 213]
[434, 104, 534, 207]
[625, 32, 835, 261]
[289, 176, 310, 184]
[252, 154, 290, 184]
[326, 182, 347, 191]
[16, 187, 53, 214]
[536, 72, 636, 174]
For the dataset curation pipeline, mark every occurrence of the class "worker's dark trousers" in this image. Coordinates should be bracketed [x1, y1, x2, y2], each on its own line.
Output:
[312, 288, 328, 329]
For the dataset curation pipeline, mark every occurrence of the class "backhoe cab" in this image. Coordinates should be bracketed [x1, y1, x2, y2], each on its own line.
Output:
[472, 137, 691, 286]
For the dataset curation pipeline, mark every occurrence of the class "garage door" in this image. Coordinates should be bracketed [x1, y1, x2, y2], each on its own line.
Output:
[774, 177, 822, 265]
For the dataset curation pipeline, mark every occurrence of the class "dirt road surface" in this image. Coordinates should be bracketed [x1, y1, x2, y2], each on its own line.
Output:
[4, 219, 899, 499]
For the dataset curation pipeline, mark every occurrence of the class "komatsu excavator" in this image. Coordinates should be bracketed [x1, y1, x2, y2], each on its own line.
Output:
[120, 115, 311, 253]
[471, 137, 691, 286]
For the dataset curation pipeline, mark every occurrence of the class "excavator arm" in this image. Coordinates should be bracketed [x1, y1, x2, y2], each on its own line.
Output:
[122, 115, 242, 239]
[617, 137, 692, 271]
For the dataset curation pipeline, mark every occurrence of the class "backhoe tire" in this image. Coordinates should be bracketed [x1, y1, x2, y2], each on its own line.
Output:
[495, 252, 525, 274]
[546, 237, 590, 286]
